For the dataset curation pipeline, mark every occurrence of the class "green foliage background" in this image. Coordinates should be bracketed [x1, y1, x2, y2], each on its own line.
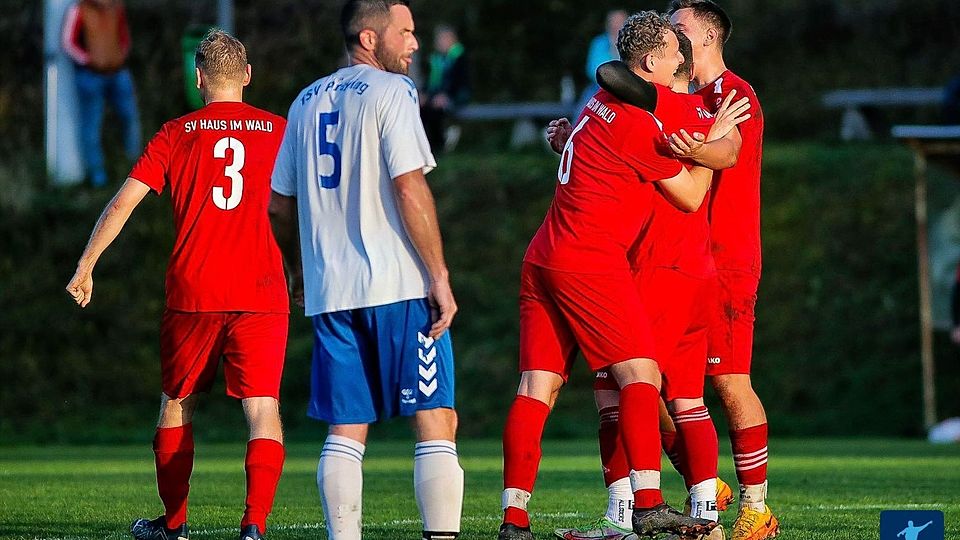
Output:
[2, 1, 960, 442]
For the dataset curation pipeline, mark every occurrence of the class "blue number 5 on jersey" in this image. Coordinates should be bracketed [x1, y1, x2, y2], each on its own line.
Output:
[317, 111, 341, 189]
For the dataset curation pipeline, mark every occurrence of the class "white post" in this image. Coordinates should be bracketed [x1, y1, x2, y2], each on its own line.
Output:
[218, 0, 234, 35]
[44, 0, 84, 185]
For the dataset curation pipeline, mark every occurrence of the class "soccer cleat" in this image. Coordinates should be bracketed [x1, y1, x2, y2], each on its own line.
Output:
[632, 503, 717, 537]
[731, 505, 779, 540]
[684, 478, 736, 515]
[130, 516, 189, 540]
[239, 524, 264, 540]
[498, 522, 535, 540]
[663, 524, 726, 540]
[553, 516, 637, 540]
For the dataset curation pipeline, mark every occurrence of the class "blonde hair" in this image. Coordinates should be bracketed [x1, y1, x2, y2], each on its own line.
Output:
[617, 11, 673, 69]
[194, 29, 247, 86]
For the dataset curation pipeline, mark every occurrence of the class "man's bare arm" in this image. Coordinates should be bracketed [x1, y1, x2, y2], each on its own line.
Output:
[394, 169, 457, 338]
[669, 89, 750, 170]
[268, 191, 304, 308]
[657, 165, 713, 213]
[596, 60, 659, 111]
[66, 178, 151, 307]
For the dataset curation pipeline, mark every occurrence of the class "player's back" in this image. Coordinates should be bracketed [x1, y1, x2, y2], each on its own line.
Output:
[132, 101, 288, 313]
[695, 70, 764, 276]
[272, 64, 436, 316]
[525, 88, 682, 274]
[629, 87, 716, 278]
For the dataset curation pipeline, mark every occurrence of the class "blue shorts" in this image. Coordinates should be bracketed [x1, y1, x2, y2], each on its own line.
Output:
[309, 298, 456, 424]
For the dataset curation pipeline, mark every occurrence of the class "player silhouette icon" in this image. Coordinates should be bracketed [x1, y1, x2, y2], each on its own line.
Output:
[898, 520, 934, 540]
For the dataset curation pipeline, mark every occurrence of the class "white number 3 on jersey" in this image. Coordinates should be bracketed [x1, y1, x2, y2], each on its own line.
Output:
[213, 136, 245, 210]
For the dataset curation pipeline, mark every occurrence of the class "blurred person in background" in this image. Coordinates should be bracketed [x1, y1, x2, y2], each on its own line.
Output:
[420, 23, 471, 152]
[572, 9, 627, 117]
[62, 0, 141, 188]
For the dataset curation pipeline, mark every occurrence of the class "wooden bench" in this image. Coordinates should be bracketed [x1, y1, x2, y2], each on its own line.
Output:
[821, 87, 944, 140]
[453, 101, 575, 148]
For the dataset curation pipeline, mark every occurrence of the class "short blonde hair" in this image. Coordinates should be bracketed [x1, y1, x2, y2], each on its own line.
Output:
[194, 29, 247, 86]
[617, 11, 673, 69]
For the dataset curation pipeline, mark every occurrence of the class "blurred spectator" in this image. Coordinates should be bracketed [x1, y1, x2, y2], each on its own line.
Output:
[574, 9, 627, 117]
[62, 0, 141, 188]
[944, 74, 960, 124]
[421, 23, 470, 152]
[952, 260, 960, 345]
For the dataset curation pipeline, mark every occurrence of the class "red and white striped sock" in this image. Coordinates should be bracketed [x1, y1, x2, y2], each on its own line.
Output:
[598, 406, 629, 486]
[660, 429, 685, 479]
[672, 406, 718, 488]
[731, 423, 768, 511]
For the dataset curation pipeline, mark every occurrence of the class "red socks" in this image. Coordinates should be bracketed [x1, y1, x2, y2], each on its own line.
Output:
[618, 383, 663, 509]
[672, 406, 718, 487]
[502, 395, 551, 528]
[660, 429, 686, 479]
[731, 423, 768, 486]
[154, 424, 195, 529]
[598, 406, 629, 486]
[241, 438, 286, 532]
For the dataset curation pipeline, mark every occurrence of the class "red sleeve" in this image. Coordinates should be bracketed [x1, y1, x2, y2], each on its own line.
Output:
[129, 123, 173, 194]
[61, 4, 89, 65]
[118, 6, 131, 59]
[618, 113, 683, 182]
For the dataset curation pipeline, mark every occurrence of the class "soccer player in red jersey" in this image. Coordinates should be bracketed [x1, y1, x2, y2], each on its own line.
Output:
[548, 31, 749, 540]
[66, 30, 287, 540]
[668, 2, 778, 539]
[498, 12, 720, 540]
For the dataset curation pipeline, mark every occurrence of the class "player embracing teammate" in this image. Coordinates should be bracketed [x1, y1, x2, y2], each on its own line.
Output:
[497, 11, 746, 540]
[543, 2, 778, 540]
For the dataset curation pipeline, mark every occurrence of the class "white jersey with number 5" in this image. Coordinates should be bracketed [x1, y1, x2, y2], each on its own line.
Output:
[272, 64, 437, 316]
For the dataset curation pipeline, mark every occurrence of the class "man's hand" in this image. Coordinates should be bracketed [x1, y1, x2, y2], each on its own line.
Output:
[427, 277, 458, 339]
[546, 118, 572, 154]
[706, 88, 751, 142]
[66, 267, 94, 308]
[669, 129, 708, 159]
[288, 270, 304, 308]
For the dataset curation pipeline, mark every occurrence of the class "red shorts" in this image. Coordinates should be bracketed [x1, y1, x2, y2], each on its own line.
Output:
[706, 270, 759, 376]
[519, 263, 655, 380]
[594, 268, 714, 400]
[160, 310, 288, 399]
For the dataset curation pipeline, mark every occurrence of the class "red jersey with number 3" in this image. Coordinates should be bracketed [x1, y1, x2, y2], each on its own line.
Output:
[629, 85, 717, 278]
[524, 89, 683, 273]
[130, 101, 289, 313]
[695, 70, 764, 276]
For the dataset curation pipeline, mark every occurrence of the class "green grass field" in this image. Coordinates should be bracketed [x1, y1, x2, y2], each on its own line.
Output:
[1, 438, 958, 539]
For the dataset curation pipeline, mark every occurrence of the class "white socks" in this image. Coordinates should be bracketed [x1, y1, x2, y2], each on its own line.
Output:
[740, 480, 768, 512]
[318, 435, 365, 540]
[689, 478, 719, 521]
[414, 440, 464, 537]
[605, 477, 634, 529]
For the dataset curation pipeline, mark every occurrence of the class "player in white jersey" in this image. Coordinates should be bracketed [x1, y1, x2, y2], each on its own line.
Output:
[268, 1, 462, 539]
